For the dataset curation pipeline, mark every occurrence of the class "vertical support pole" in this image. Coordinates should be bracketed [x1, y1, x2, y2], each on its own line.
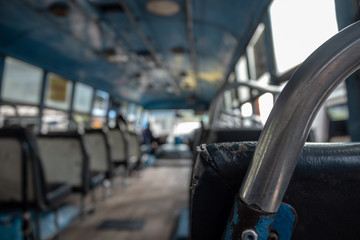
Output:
[89, 88, 96, 128]
[0, 55, 5, 101]
[68, 81, 76, 130]
[106, 96, 112, 126]
[53, 208, 60, 239]
[263, 13, 277, 86]
[335, 0, 360, 141]
[38, 71, 48, 133]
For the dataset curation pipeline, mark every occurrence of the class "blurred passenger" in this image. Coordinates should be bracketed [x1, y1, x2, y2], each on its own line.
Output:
[142, 122, 158, 154]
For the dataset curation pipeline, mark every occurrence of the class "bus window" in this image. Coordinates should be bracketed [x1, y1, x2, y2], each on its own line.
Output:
[223, 90, 233, 111]
[73, 82, 93, 114]
[241, 102, 253, 118]
[1, 57, 43, 105]
[92, 90, 109, 117]
[44, 73, 73, 111]
[135, 105, 144, 130]
[41, 108, 69, 132]
[0, 105, 16, 127]
[258, 92, 274, 124]
[120, 101, 128, 118]
[0, 105, 16, 117]
[126, 103, 138, 129]
[270, 0, 338, 74]
[236, 56, 251, 103]
[91, 90, 109, 129]
[73, 113, 91, 129]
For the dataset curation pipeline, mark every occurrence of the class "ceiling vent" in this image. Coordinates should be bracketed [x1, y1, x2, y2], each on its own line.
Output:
[48, 1, 71, 17]
[92, 2, 124, 14]
[171, 47, 185, 54]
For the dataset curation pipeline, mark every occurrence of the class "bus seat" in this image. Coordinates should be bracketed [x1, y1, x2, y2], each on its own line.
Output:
[0, 127, 72, 239]
[205, 128, 262, 143]
[107, 127, 128, 174]
[127, 131, 142, 170]
[191, 142, 360, 240]
[37, 131, 105, 215]
[0, 127, 71, 209]
[194, 128, 314, 150]
[37, 132, 91, 195]
[84, 129, 113, 180]
[191, 127, 262, 161]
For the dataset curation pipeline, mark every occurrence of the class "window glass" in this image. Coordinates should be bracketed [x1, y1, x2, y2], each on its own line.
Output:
[45, 73, 73, 110]
[327, 104, 349, 121]
[241, 102, 253, 118]
[148, 110, 175, 136]
[73, 113, 91, 129]
[41, 108, 69, 132]
[270, 0, 338, 74]
[120, 101, 128, 117]
[92, 90, 109, 116]
[16, 105, 39, 117]
[126, 103, 137, 122]
[235, 56, 249, 81]
[135, 105, 143, 129]
[235, 56, 250, 103]
[1, 57, 43, 105]
[73, 82, 93, 113]
[258, 93, 274, 124]
[223, 91, 232, 111]
[0, 105, 16, 117]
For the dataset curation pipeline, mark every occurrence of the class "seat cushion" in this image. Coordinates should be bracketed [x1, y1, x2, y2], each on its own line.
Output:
[46, 183, 71, 206]
[191, 142, 360, 240]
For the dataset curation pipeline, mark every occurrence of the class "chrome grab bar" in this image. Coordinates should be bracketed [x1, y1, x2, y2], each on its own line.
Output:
[239, 21, 360, 213]
[208, 80, 282, 128]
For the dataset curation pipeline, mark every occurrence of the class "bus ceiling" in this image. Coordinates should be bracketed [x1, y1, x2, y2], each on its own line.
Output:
[0, 0, 271, 110]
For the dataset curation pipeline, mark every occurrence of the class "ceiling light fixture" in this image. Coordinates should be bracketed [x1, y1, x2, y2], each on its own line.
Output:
[179, 71, 187, 77]
[146, 0, 180, 16]
[108, 55, 129, 63]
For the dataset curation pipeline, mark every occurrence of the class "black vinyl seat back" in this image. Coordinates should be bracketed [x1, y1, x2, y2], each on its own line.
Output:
[84, 128, 113, 179]
[191, 127, 262, 161]
[205, 127, 262, 144]
[37, 131, 90, 195]
[191, 142, 360, 240]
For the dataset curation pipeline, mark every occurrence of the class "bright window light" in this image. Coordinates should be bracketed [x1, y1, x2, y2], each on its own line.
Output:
[173, 122, 201, 135]
[270, 0, 338, 74]
[258, 93, 274, 124]
[241, 102, 253, 118]
[235, 56, 249, 82]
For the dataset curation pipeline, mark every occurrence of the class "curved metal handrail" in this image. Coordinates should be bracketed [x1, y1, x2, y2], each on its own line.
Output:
[208, 80, 282, 128]
[239, 21, 360, 213]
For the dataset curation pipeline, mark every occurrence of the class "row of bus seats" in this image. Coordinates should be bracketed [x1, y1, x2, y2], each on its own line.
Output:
[0, 124, 143, 240]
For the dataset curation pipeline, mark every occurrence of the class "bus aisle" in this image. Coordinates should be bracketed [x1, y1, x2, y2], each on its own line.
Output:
[61, 160, 192, 240]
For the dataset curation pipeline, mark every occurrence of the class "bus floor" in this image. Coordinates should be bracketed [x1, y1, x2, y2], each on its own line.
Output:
[61, 159, 192, 240]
